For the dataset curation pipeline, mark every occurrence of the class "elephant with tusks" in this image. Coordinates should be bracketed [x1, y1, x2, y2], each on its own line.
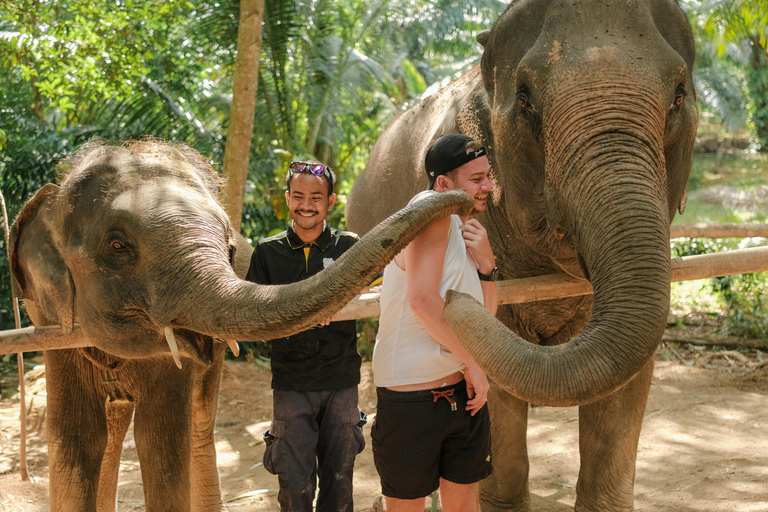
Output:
[4, 140, 473, 512]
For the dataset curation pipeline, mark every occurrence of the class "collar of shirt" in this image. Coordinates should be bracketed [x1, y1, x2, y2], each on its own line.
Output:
[287, 220, 332, 251]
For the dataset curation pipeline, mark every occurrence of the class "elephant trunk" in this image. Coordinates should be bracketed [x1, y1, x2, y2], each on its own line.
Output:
[170, 191, 472, 341]
[447, 178, 670, 407]
[447, 85, 671, 406]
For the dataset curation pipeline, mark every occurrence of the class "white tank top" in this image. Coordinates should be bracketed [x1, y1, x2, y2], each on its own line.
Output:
[373, 195, 484, 387]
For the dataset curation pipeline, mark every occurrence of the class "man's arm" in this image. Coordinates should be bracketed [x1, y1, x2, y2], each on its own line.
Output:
[404, 216, 489, 415]
[245, 241, 270, 285]
[461, 218, 498, 316]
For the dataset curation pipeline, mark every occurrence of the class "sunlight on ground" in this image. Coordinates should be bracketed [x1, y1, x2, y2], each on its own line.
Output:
[215, 438, 239, 468]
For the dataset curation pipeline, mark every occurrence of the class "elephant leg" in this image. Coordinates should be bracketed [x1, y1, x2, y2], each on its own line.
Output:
[480, 381, 531, 512]
[97, 399, 135, 512]
[575, 358, 654, 512]
[134, 364, 193, 512]
[45, 351, 108, 512]
[190, 346, 226, 512]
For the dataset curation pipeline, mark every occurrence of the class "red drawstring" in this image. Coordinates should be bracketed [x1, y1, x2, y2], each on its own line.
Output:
[432, 389, 457, 411]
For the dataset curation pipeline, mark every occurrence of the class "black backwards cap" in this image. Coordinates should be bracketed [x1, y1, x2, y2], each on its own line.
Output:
[425, 134, 486, 188]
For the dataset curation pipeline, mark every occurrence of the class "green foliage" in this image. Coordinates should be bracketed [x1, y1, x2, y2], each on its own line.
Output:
[243, 0, 504, 236]
[672, 238, 768, 338]
[357, 318, 379, 362]
[747, 60, 768, 149]
[684, 0, 768, 150]
[710, 272, 768, 338]
[677, 150, 768, 224]
[693, 40, 750, 132]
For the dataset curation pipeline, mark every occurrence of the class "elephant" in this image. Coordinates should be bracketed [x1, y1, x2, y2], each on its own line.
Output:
[5, 139, 473, 512]
[346, 0, 698, 510]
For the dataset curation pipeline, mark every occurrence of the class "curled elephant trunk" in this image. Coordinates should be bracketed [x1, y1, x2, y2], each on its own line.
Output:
[449, 89, 671, 406]
[446, 194, 670, 406]
[174, 190, 473, 341]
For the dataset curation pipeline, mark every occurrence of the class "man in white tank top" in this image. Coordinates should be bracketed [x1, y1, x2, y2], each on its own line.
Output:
[371, 134, 499, 512]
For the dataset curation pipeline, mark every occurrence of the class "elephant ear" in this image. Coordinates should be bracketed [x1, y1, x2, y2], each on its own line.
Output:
[456, 89, 495, 162]
[10, 183, 76, 334]
[232, 232, 254, 279]
[477, 31, 491, 47]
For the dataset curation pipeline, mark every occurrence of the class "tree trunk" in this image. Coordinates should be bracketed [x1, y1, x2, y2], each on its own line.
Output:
[662, 335, 768, 349]
[222, 0, 266, 232]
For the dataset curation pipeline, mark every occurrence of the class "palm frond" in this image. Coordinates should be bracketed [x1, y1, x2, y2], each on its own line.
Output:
[694, 66, 749, 131]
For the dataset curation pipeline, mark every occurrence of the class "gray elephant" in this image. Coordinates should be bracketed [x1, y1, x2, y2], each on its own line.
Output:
[6, 140, 472, 512]
[346, 0, 697, 510]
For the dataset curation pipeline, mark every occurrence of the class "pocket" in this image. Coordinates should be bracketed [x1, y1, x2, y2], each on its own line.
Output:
[262, 420, 286, 475]
[338, 406, 366, 468]
[353, 407, 367, 456]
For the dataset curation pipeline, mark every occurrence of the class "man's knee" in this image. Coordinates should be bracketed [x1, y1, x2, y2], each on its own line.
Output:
[439, 479, 480, 512]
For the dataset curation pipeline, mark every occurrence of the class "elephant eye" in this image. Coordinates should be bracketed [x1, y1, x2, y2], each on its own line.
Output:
[517, 93, 530, 110]
[100, 231, 136, 269]
[111, 239, 127, 251]
[670, 86, 686, 110]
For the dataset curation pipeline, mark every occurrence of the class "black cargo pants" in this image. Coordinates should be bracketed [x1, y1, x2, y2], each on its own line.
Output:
[263, 385, 367, 512]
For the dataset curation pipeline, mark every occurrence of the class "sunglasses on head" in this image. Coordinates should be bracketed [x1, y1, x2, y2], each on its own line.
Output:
[289, 161, 331, 178]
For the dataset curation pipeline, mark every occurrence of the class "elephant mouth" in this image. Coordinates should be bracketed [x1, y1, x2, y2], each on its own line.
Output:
[550, 254, 586, 279]
[174, 329, 215, 367]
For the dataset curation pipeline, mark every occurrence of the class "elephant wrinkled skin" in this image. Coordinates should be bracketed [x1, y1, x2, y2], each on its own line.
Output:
[8, 140, 472, 512]
[346, 1, 698, 510]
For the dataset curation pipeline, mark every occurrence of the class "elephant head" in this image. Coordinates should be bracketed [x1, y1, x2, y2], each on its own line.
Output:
[445, 0, 698, 406]
[8, 140, 472, 365]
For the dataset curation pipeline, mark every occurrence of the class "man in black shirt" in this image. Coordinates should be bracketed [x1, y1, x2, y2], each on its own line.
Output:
[246, 160, 366, 512]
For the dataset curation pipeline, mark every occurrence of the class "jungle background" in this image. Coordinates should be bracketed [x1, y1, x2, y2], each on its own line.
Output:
[0, 0, 767, 510]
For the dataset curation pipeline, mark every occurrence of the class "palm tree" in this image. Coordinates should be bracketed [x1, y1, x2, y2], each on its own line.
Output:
[245, 0, 505, 232]
[685, 0, 768, 150]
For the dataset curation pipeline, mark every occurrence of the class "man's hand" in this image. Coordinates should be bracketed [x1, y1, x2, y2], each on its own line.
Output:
[461, 219, 495, 274]
[464, 363, 489, 415]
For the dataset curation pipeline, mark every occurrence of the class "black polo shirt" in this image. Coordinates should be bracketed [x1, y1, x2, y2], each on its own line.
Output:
[245, 222, 362, 391]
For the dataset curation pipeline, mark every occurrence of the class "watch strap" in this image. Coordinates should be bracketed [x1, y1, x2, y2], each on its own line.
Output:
[477, 267, 499, 282]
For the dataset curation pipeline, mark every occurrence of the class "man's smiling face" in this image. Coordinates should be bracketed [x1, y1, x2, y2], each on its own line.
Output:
[285, 172, 336, 235]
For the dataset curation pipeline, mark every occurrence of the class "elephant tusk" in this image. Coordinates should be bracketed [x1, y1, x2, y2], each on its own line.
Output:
[163, 326, 183, 369]
[225, 339, 240, 357]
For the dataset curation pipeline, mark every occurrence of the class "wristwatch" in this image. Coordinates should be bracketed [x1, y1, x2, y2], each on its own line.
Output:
[477, 267, 499, 282]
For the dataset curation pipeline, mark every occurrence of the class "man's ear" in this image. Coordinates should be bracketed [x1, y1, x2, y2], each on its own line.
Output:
[327, 193, 337, 211]
[434, 175, 451, 192]
[10, 183, 76, 333]
[285, 190, 291, 207]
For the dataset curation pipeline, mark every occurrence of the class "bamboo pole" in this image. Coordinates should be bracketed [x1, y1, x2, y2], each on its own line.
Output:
[671, 223, 768, 239]
[2, 245, 768, 353]
[0, 325, 90, 354]
[0, 190, 28, 481]
[331, 244, 768, 321]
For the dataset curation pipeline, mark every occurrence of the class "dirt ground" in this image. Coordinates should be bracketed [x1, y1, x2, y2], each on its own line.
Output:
[1, 341, 767, 512]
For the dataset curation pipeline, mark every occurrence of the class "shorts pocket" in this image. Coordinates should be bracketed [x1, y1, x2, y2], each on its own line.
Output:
[262, 419, 286, 475]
